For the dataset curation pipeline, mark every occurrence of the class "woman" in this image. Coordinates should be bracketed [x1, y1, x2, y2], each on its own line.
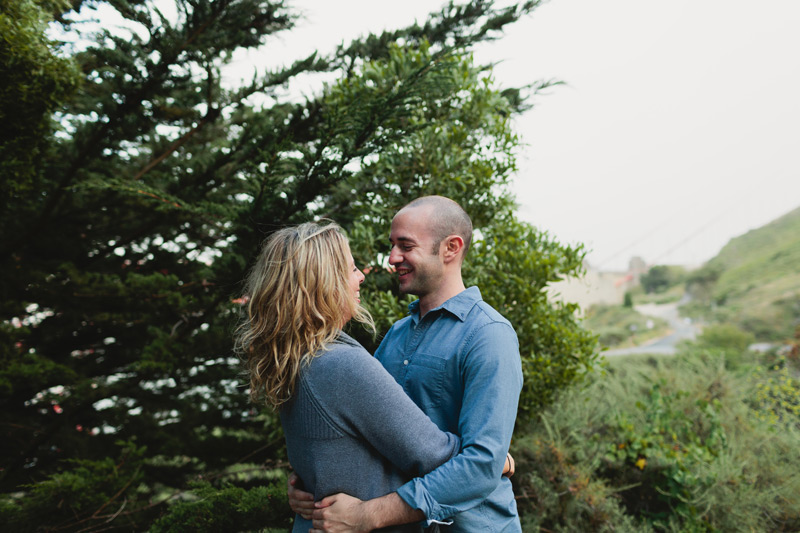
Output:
[236, 222, 460, 532]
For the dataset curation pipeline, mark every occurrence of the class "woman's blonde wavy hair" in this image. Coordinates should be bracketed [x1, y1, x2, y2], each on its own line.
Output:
[236, 222, 374, 408]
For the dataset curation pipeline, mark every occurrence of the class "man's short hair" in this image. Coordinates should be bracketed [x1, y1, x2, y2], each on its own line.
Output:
[403, 196, 473, 257]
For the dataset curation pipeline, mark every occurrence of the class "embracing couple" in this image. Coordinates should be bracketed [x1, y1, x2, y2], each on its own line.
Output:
[237, 196, 523, 532]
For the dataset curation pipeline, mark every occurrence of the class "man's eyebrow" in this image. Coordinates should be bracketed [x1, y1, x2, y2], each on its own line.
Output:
[389, 236, 415, 244]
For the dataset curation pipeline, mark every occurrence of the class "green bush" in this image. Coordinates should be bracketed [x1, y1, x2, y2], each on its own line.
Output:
[694, 323, 754, 353]
[0, 441, 294, 533]
[0, 441, 152, 532]
[685, 264, 722, 304]
[151, 479, 291, 533]
[600, 376, 726, 528]
[512, 349, 800, 532]
[624, 291, 634, 308]
[598, 326, 630, 348]
[512, 431, 650, 533]
[641, 265, 686, 294]
[750, 356, 800, 431]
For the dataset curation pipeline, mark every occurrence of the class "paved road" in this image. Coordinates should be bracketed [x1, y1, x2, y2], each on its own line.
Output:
[604, 298, 700, 357]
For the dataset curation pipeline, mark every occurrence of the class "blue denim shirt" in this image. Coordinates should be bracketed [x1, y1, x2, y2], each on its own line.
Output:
[375, 287, 523, 532]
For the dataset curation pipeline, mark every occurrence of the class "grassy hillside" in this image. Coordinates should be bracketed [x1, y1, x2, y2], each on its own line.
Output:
[688, 205, 800, 340]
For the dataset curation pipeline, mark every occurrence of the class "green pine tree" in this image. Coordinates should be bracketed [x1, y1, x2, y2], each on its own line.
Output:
[1, 1, 596, 529]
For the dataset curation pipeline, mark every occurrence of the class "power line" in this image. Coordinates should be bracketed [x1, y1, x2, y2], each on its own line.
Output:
[596, 170, 796, 269]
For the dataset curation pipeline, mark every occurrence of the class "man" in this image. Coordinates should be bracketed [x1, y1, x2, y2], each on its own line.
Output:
[291, 196, 523, 532]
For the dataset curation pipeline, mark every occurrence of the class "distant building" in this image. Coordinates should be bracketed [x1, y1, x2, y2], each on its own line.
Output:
[628, 256, 647, 283]
[547, 257, 644, 313]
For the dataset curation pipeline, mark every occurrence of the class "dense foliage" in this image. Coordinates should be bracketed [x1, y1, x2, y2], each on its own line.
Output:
[1, 0, 598, 529]
[639, 265, 686, 295]
[511, 342, 800, 532]
[0, 0, 80, 208]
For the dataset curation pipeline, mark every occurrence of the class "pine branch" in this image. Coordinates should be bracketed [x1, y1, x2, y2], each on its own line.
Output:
[7, 1, 237, 255]
[131, 107, 221, 182]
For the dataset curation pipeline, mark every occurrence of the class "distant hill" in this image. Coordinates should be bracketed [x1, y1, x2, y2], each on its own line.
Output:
[689, 205, 800, 340]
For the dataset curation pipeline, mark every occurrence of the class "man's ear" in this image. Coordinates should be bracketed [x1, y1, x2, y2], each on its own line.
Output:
[442, 235, 464, 263]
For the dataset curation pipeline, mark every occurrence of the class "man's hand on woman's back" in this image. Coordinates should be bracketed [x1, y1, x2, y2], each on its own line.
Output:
[288, 472, 315, 520]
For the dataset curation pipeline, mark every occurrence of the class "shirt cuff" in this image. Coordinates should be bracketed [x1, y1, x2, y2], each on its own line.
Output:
[396, 478, 459, 524]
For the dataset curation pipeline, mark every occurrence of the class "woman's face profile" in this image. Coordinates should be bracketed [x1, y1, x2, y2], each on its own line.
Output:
[345, 252, 365, 322]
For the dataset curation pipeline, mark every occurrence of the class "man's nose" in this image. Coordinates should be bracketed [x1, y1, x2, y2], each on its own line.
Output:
[388, 247, 401, 265]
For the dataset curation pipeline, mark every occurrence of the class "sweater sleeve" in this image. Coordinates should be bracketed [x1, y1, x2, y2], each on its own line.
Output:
[311, 345, 460, 477]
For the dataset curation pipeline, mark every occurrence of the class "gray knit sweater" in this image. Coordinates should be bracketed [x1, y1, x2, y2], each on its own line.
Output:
[280, 332, 460, 533]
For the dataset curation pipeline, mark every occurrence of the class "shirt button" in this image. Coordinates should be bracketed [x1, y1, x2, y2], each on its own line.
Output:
[403, 359, 409, 365]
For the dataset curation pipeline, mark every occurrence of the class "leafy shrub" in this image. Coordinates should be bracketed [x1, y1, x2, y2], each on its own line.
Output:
[598, 326, 630, 348]
[688, 323, 755, 369]
[512, 349, 800, 532]
[641, 265, 686, 294]
[151, 479, 291, 533]
[600, 378, 725, 529]
[512, 431, 649, 533]
[624, 291, 634, 308]
[0, 440, 152, 532]
[750, 356, 800, 430]
[694, 323, 754, 353]
[685, 264, 721, 298]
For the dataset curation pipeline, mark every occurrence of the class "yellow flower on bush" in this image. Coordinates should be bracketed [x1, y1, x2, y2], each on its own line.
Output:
[635, 457, 647, 470]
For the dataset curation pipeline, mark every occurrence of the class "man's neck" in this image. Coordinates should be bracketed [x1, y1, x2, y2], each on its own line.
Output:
[418, 280, 466, 317]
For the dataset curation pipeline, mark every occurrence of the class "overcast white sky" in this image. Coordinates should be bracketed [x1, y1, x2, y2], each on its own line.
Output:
[230, 1, 800, 271]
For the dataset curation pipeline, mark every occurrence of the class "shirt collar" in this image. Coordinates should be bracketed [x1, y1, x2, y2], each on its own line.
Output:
[408, 286, 482, 323]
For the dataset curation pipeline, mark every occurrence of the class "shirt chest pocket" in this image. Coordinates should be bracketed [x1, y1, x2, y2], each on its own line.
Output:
[404, 352, 449, 410]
